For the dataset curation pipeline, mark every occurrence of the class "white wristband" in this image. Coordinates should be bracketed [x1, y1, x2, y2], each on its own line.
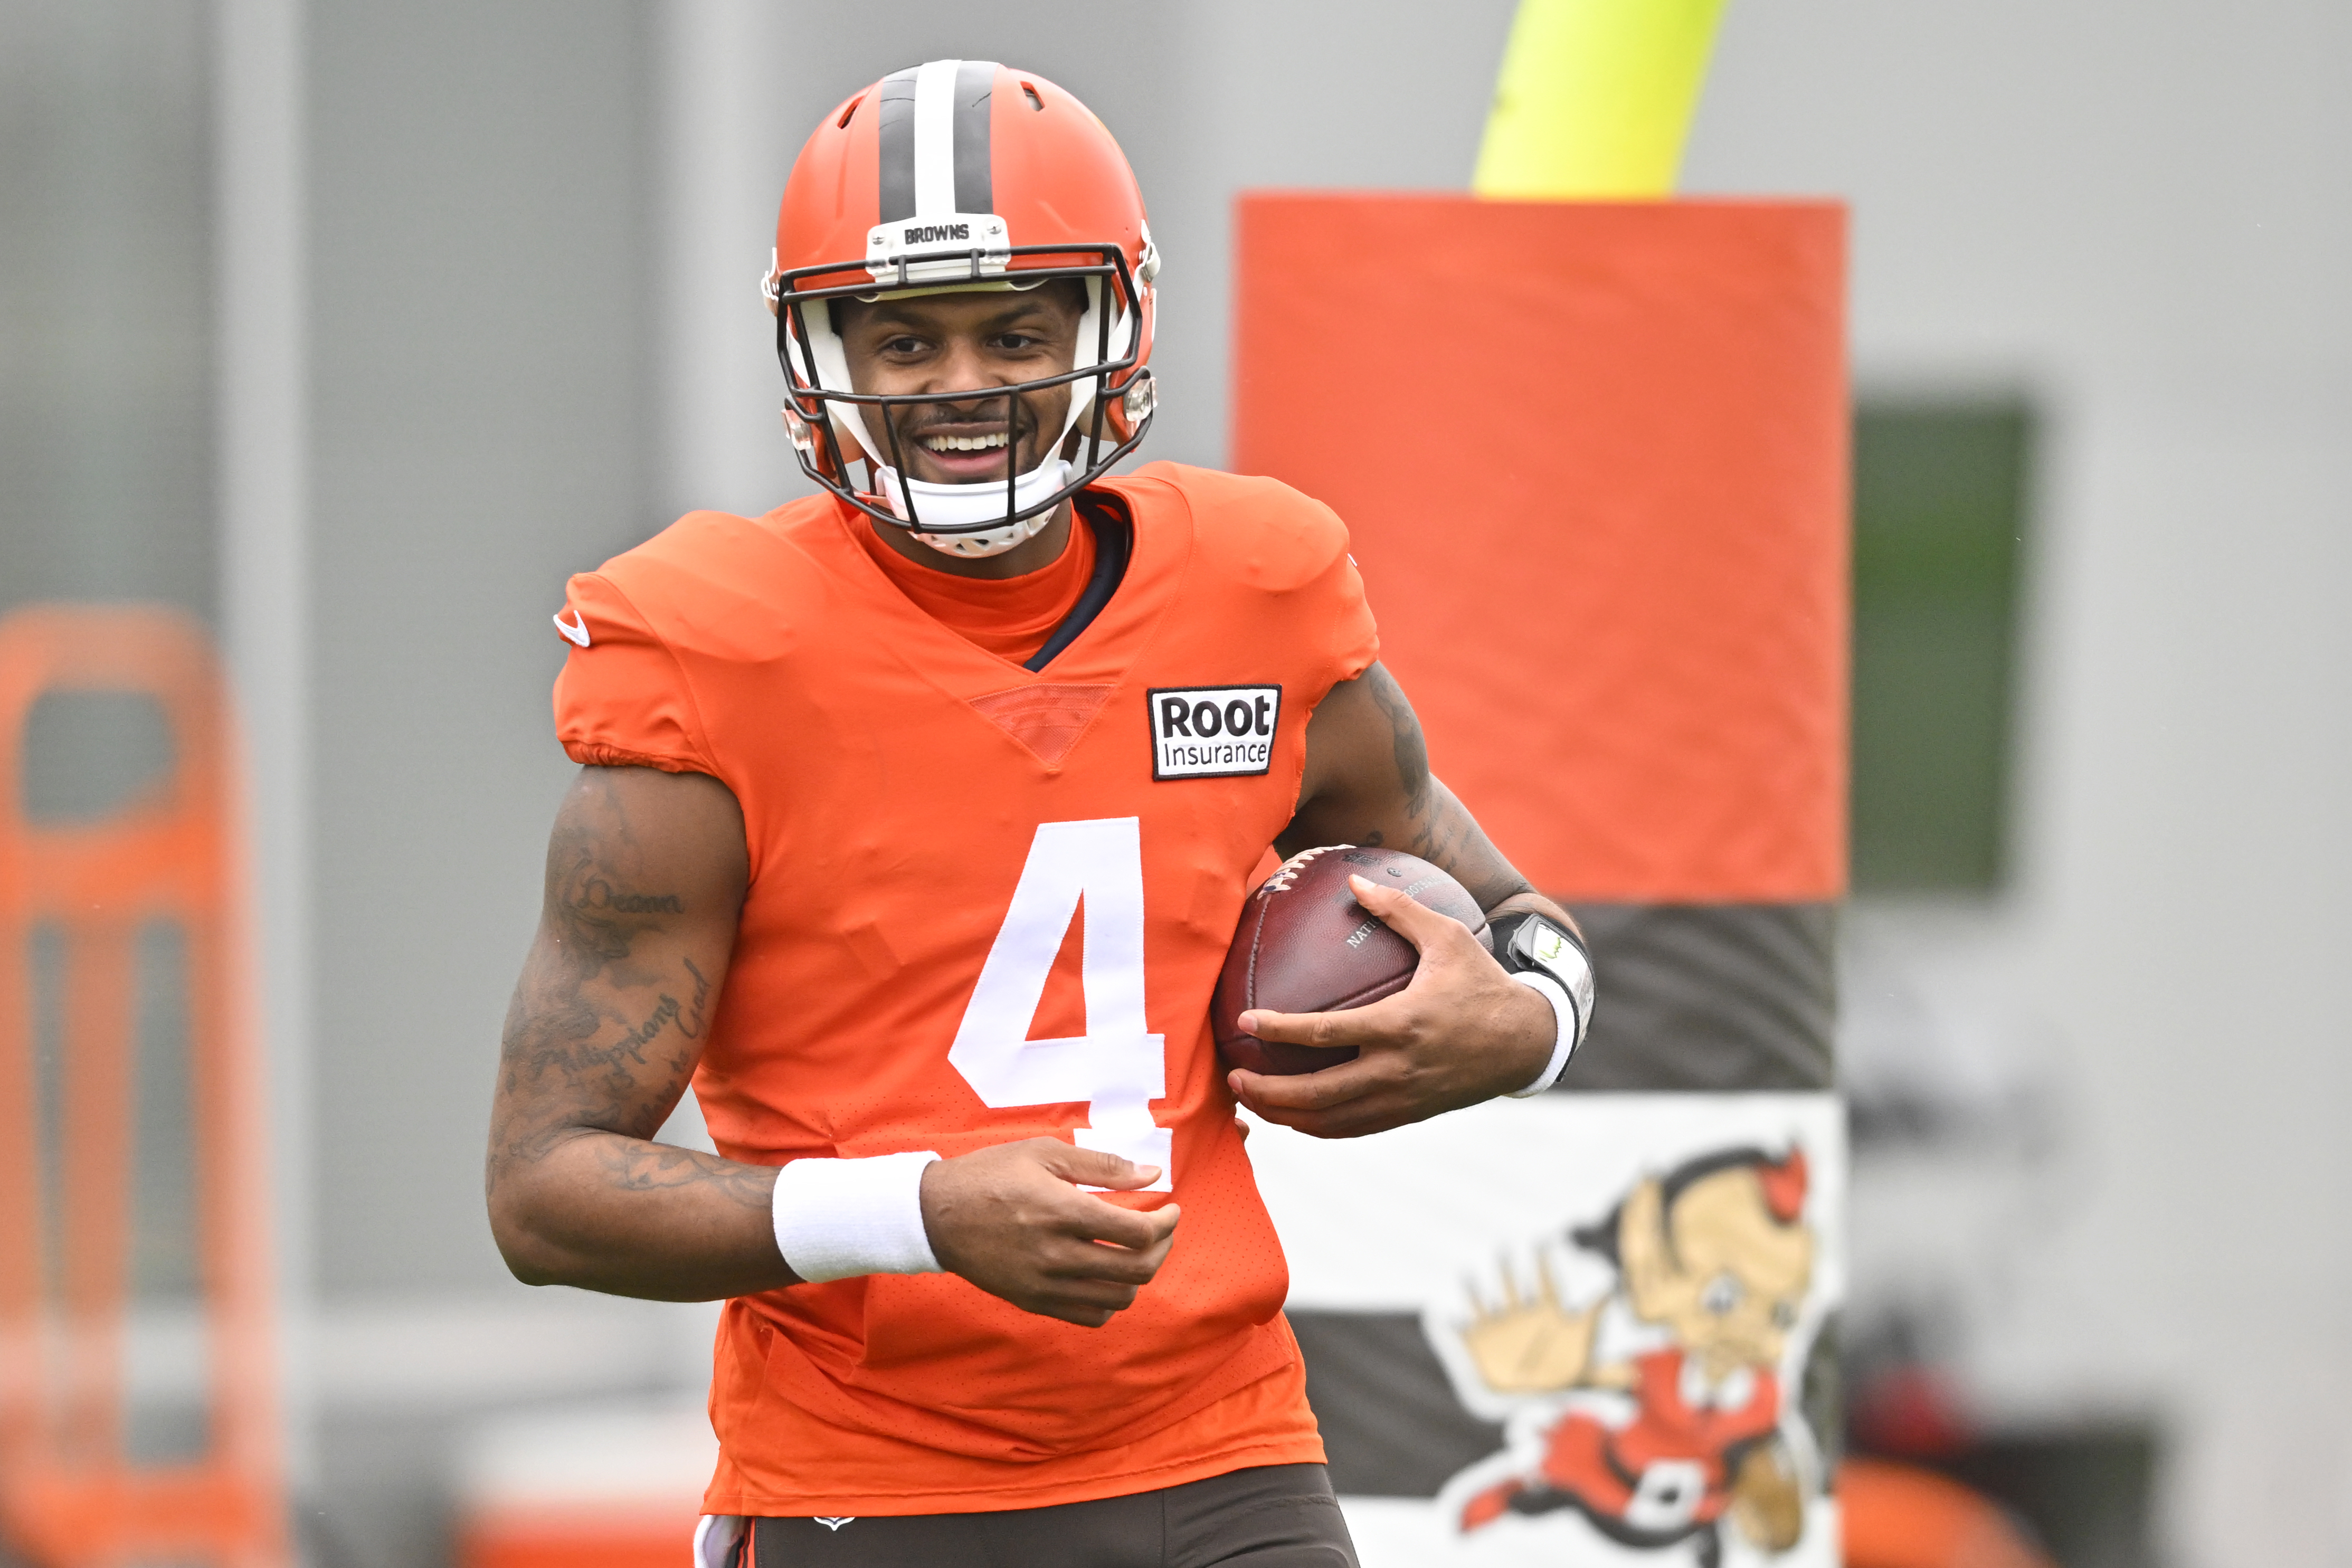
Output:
[1505, 972, 1578, 1098]
[771, 1151, 944, 1283]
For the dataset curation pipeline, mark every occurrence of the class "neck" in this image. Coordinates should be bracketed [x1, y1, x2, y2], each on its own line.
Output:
[867, 499, 1076, 580]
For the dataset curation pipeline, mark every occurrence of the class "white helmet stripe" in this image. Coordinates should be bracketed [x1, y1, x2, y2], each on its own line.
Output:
[911, 60, 962, 217]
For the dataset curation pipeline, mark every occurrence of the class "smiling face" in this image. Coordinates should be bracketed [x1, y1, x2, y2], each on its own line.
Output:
[830, 282, 1088, 486]
[1652, 1170, 1814, 1378]
[1619, 1167, 1815, 1383]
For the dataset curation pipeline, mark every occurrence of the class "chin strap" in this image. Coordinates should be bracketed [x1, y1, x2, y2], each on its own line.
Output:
[871, 453, 1075, 558]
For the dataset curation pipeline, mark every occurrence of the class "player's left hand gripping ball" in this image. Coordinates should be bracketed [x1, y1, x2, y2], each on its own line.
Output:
[1219, 860, 1556, 1137]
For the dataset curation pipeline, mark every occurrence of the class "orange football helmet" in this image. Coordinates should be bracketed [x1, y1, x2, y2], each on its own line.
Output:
[763, 61, 1160, 552]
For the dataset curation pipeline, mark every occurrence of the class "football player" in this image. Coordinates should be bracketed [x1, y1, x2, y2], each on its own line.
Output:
[487, 60, 1594, 1567]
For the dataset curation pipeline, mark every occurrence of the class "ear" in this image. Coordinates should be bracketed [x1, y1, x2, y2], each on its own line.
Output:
[1616, 1177, 1678, 1318]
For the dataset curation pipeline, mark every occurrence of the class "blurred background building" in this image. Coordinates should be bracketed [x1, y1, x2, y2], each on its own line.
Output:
[3, 1, 2348, 1564]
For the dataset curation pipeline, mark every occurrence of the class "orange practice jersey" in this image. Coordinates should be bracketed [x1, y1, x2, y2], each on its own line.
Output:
[550, 462, 1379, 1517]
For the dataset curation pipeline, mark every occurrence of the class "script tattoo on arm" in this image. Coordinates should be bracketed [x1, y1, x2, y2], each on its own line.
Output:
[487, 766, 783, 1298]
[497, 774, 708, 1135]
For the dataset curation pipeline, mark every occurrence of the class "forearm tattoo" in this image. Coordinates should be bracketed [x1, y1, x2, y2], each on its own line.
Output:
[593, 1138, 772, 1204]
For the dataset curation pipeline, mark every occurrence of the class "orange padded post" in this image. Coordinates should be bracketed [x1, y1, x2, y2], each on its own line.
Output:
[1839, 1458, 2057, 1568]
[0, 607, 287, 1568]
[1233, 195, 1848, 902]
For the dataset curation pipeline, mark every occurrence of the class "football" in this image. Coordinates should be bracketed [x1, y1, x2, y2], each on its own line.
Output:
[1213, 845, 1491, 1076]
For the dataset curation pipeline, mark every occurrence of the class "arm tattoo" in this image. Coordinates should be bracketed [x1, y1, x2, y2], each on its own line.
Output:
[1412, 784, 1534, 913]
[1312, 667, 1533, 914]
[494, 773, 719, 1166]
[593, 1139, 772, 1208]
[576, 881, 683, 915]
[1364, 665, 1433, 818]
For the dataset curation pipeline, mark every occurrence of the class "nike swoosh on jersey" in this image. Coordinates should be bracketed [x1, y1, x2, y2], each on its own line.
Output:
[815, 1518, 853, 1532]
[553, 608, 591, 647]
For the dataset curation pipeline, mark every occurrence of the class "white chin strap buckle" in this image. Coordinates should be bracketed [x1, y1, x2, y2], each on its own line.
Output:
[913, 519, 1051, 559]
[870, 454, 1074, 558]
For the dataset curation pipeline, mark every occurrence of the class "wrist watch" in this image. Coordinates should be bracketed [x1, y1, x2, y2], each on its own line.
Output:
[1491, 913, 1596, 1051]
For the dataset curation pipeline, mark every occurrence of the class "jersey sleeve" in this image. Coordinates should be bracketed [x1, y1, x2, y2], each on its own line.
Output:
[1253, 474, 1380, 692]
[1143, 464, 1383, 692]
[549, 569, 718, 774]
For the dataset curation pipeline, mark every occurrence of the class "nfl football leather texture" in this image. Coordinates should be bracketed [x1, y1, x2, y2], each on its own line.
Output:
[1213, 845, 1491, 1076]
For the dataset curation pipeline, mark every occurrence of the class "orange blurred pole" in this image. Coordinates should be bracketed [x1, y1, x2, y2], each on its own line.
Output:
[0, 605, 288, 1568]
[58, 924, 134, 1469]
[0, 793, 39, 1480]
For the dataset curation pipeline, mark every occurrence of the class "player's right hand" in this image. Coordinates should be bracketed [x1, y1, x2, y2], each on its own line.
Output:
[918, 1139, 1179, 1327]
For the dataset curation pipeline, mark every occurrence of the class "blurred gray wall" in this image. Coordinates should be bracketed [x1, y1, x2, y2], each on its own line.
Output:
[291, 3, 676, 1557]
[306, 0, 658, 1298]
[0, 0, 215, 620]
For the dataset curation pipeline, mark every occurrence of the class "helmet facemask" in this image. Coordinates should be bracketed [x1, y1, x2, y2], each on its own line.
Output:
[770, 241, 1158, 558]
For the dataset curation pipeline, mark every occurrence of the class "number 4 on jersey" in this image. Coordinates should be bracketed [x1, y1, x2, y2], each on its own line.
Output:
[948, 818, 1173, 1190]
[949, 819, 1172, 1186]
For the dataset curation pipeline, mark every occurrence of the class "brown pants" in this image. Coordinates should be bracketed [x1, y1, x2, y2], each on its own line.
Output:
[747, 1464, 1358, 1568]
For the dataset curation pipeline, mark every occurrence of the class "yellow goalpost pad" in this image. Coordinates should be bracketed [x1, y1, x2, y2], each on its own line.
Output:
[1473, 0, 1731, 199]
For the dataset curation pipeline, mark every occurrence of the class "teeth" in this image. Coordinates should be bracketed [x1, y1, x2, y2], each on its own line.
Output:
[923, 432, 1008, 452]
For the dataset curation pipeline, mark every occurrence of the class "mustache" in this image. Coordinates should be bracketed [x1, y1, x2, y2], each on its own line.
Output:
[890, 398, 1035, 440]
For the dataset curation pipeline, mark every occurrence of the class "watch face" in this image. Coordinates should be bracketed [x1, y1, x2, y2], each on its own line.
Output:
[1507, 917, 1564, 965]
[1514, 918, 1596, 1028]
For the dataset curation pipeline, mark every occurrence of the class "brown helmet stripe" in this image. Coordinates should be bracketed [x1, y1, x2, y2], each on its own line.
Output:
[951, 60, 995, 216]
[875, 66, 919, 223]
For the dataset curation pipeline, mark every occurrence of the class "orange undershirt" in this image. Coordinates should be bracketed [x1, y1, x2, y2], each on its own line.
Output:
[857, 508, 1097, 663]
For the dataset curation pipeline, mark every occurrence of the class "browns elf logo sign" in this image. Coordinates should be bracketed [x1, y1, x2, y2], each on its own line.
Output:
[1437, 1144, 1820, 1561]
[1245, 1094, 1845, 1566]
[1148, 685, 1281, 780]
